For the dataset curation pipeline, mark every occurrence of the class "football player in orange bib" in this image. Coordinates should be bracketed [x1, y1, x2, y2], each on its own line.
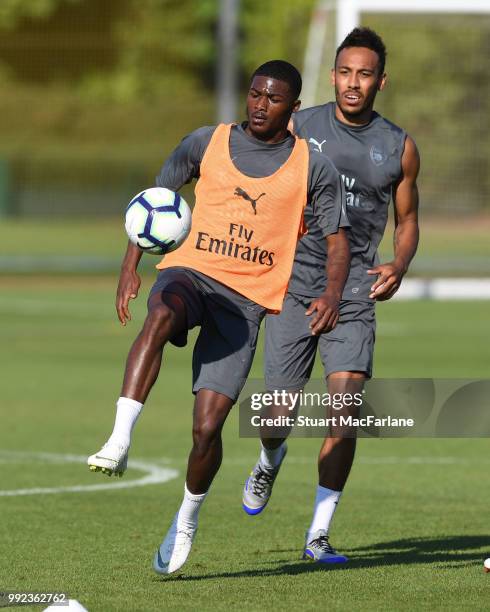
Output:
[88, 60, 351, 574]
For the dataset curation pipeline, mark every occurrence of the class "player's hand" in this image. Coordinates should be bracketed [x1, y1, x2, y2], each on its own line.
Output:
[305, 293, 340, 335]
[116, 268, 141, 325]
[367, 261, 405, 301]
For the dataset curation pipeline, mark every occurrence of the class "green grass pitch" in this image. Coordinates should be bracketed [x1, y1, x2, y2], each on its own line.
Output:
[1, 276, 489, 611]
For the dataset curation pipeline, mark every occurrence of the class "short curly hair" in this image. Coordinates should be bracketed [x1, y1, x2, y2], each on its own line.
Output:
[335, 27, 387, 74]
[251, 60, 302, 100]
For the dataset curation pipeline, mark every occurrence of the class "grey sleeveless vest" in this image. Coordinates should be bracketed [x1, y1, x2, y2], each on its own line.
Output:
[290, 101, 406, 301]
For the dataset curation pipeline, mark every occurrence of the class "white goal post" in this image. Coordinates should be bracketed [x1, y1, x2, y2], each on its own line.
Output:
[302, 0, 490, 107]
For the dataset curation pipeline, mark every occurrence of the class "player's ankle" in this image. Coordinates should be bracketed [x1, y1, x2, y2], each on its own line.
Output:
[108, 396, 143, 446]
[107, 434, 130, 449]
[260, 441, 286, 469]
[175, 483, 208, 531]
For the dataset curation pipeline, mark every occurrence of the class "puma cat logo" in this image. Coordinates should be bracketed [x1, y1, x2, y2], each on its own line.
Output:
[308, 137, 327, 153]
[234, 187, 266, 215]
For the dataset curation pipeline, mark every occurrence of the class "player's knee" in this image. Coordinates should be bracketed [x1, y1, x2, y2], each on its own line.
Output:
[327, 372, 366, 395]
[192, 418, 222, 453]
[143, 304, 176, 343]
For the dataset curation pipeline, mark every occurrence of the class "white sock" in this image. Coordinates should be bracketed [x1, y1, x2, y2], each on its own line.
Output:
[107, 396, 143, 448]
[260, 441, 286, 469]
[307, 485, 342, 539]
[176, 483, 208, 531]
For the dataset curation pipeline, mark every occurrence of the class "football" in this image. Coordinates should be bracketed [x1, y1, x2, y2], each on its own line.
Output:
[125, 187, 192, 255]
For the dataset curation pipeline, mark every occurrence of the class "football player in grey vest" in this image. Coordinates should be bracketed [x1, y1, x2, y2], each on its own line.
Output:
[242, 28, 420, 563]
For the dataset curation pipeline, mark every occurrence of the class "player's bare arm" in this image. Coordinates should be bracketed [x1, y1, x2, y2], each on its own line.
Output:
[306, 228, 350, 335]
[368, 135, 420, 300]
[116, 241, 143, 325]
[115, 128, 203, 325]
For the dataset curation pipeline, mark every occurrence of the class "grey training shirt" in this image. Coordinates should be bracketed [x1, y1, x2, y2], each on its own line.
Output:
[291, 102, 406, 301]
[156, 122, 349, 244]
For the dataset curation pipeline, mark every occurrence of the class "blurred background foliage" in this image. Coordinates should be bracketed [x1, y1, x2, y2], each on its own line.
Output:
[0, 0, 488, 216]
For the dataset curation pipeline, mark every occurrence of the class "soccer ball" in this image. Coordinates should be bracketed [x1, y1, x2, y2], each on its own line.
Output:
[44, 601, 88, 611]
[125, 187, 192, 255]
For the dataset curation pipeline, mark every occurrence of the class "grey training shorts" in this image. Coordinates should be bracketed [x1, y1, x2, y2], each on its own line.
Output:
[264, 293, 375, 390]
[149, 267, 266, 402]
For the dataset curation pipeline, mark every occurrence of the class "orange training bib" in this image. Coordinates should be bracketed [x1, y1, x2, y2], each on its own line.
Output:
[157, 123, 309, 312]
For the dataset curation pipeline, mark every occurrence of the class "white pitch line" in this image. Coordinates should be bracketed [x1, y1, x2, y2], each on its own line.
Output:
[0, 451, 179, 497]
[2, 451, 484, 499]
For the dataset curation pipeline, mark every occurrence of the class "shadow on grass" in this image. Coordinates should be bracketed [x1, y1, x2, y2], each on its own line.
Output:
[155, 535, 490, 582]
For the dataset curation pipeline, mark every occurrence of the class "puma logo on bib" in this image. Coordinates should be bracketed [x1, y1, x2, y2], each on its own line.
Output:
[234, 187, 266, 215]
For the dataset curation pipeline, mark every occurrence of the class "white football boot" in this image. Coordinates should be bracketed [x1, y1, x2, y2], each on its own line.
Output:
[302, 529, 348, 564]
[87, 441, 129, 477]
[153, 513, 196, 575]
[242, 444, 287, 515]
